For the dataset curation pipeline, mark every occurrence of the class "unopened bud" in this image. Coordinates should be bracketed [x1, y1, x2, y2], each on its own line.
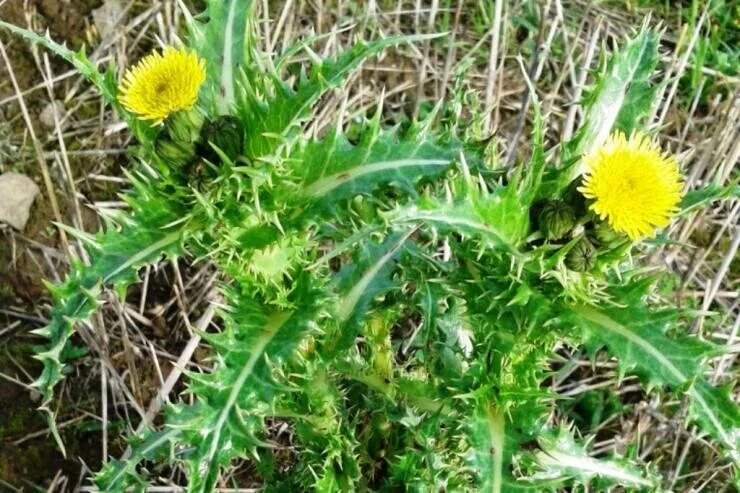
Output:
[155, 134, 195, 166]
[166, 109, 205, 144]
[351, 196, 376, 223]
[566, 237, 597, 272]
[538, 200, 576, 240]
[594, 220, 622, 244]
[198, 116, 245, 164]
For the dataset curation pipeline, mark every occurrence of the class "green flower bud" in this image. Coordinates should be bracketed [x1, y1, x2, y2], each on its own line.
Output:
[594, 220, 622, 244]
[198, 116, 245, 164]
[166, 108, 204, 144]
[538, 200, 576, 240]
[186, 160, 213, 189]
[351, 195, 376, 223]
[155, 134, 195, 166]
[566, 237, 597, 272]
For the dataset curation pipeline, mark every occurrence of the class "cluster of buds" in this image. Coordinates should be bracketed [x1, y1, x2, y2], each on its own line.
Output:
[537, 198, 622, 273]
[155, 111, 245, 172]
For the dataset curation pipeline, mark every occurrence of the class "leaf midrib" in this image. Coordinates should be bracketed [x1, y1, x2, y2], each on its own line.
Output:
[574, 305, 732, 449]
[303, 158, 450, 198]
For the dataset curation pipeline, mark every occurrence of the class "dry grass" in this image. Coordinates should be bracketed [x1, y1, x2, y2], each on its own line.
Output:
[0, 0, 737, 490]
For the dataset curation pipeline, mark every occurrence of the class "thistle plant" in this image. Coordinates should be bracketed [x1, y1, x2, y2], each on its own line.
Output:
[2, 1, 739, 490]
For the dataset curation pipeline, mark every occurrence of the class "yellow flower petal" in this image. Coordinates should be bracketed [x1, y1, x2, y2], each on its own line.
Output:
[578, 132, 683, 240]
[118, 47, 206, 125]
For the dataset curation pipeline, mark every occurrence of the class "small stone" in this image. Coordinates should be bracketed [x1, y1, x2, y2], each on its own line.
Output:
[92, 0, 125, 40]
[0, 172, 40, 230]
[39, 100, 66, 130]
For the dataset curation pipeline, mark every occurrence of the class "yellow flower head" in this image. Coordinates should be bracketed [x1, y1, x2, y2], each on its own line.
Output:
[118, 47, 206, 125]
[579, 132, 683, 240]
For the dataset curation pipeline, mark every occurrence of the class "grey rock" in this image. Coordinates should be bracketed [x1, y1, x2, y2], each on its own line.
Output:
[39, 100, 66, 130]
[92, 0, 125, 40]
[0, 172, 40, 230]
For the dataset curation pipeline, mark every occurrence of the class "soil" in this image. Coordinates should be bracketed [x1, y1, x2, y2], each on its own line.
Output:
[0, 1, 210, 486]
[0, 1, 107, 490]
[0, 340, 103, 490]
[0, 0, 108, 302]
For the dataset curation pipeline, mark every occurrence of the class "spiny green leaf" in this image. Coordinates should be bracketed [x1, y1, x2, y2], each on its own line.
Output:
[237, 34, 442, 160]
[94, 429, 178, 489]
[294, 117, 469, 205]
[0, 21, 157, 143]
[0, 21, 115, 105]
[33, 185, 187, 455]
[543, 27, 661, 196]
[570, 303, 740, 461]
[576, 27, 660, 158]
[99, 275, 326, 492]
[193, 0, 255, 114]
[469, 399, 567, 492]
[190, 312, 293, 492]
[326, 231, 410, 351]
[679, 183, 740, 214]
[524, 428, 657, 489]
[519, 92, 546, 204]
[470, 403, 507, 492]
[390, 182, 530, 253]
